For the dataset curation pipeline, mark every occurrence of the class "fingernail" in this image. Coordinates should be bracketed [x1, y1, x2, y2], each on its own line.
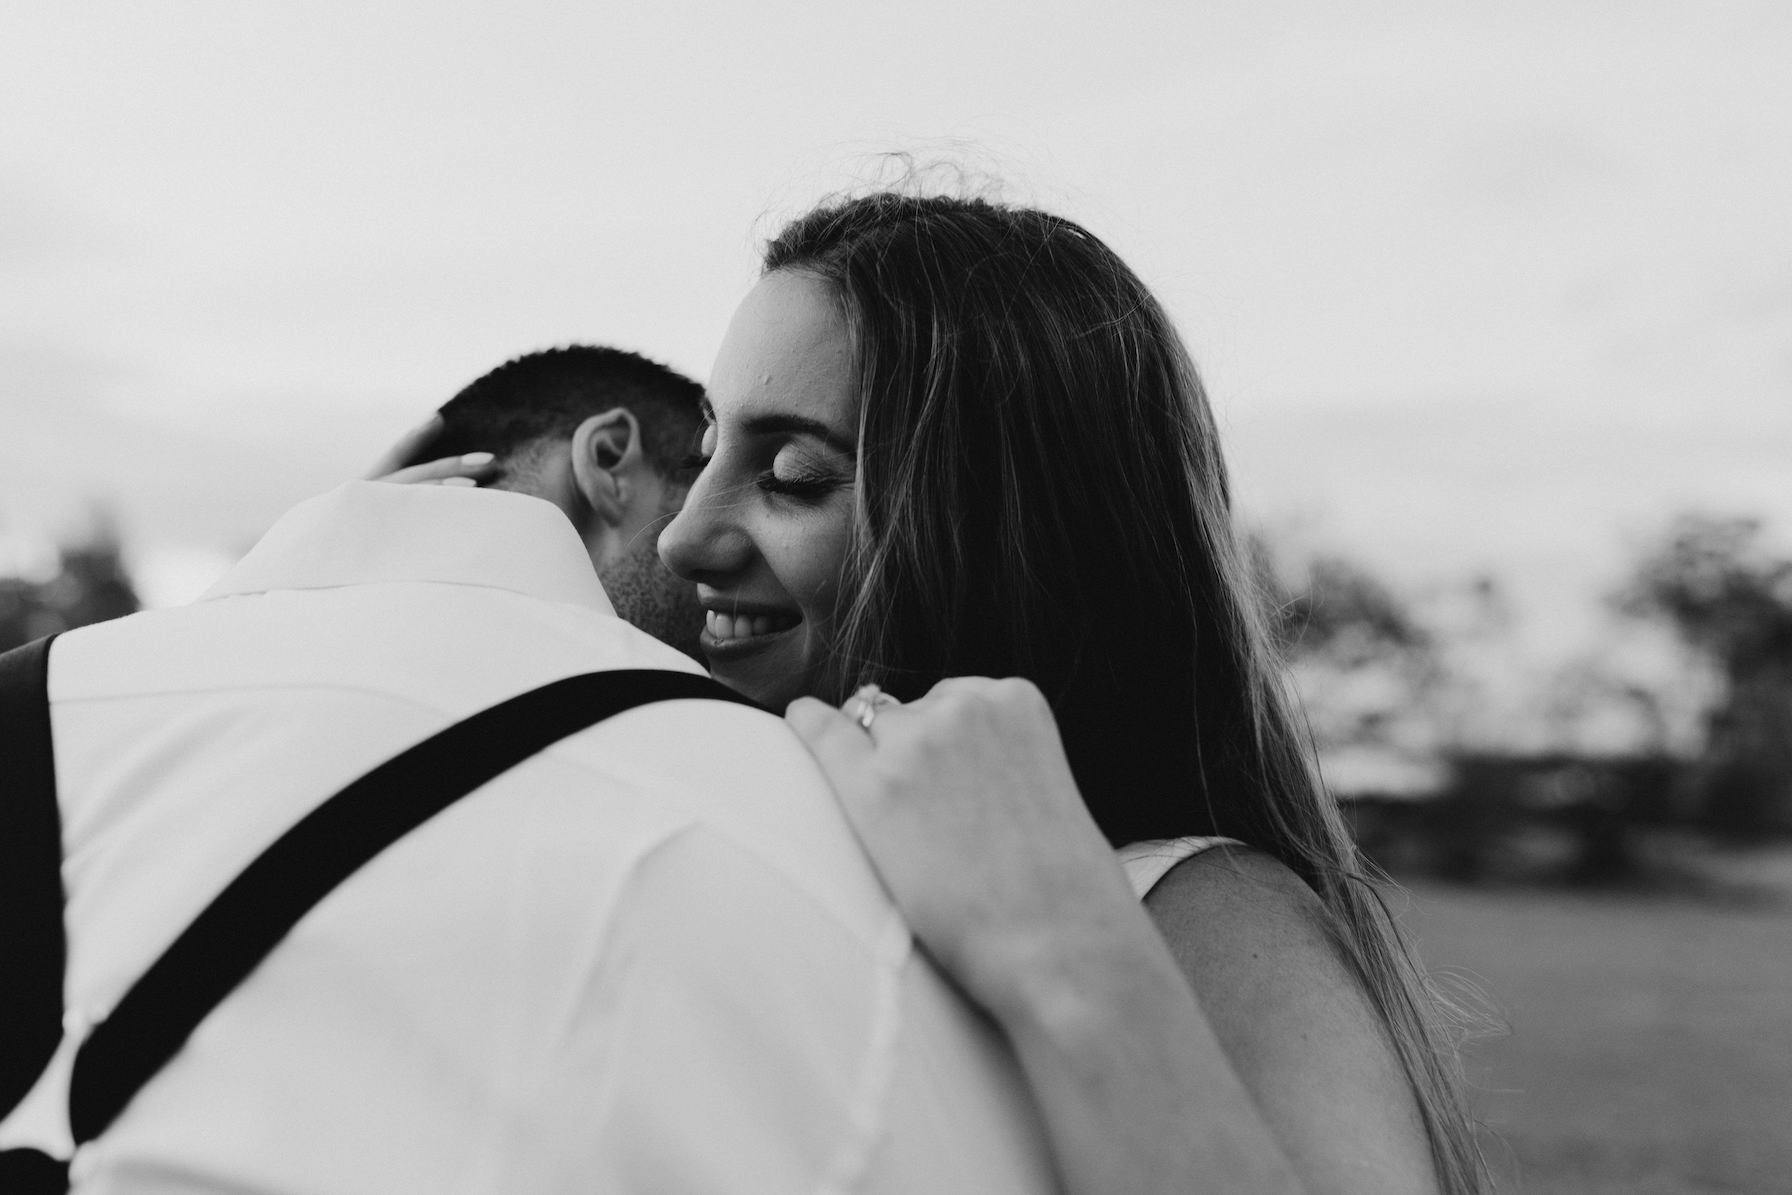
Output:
[460, 452, 494, 466]
[442, 476, 479, 488]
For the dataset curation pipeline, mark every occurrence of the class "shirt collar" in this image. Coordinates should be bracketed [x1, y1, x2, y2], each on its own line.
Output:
[200, 481, 616, 617]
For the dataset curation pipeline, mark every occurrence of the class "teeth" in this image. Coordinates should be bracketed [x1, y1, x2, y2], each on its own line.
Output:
[705, 610, 798, 641]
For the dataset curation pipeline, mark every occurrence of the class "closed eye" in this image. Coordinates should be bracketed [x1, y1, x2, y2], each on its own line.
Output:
[756, 467, 838, 499]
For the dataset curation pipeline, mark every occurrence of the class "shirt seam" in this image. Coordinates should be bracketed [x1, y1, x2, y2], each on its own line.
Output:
[198, 576, 611, 616]
[813, 907, 911, 1195]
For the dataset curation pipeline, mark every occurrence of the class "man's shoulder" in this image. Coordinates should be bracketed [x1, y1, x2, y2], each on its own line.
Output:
[48, 579, 692, 704]
[51, 586, 894, 934]
[548, 692, 904, 940]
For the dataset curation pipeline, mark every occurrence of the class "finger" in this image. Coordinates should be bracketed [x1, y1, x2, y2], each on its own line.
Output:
[375, 452, 499, 486]
[835, 686, 913, 740]
[918, 675, 997, 703]
[841, 683, 902, 713]
[364, 414, 445, 479]
[785, 695, 877, 776]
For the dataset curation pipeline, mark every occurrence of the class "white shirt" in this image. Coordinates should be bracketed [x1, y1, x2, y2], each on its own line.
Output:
[2, 482, 1053, 1194]
[1115, 837, 1240, 899]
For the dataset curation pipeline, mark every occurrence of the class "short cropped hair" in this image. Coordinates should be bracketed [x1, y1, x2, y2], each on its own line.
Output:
[422, 345, 704, 482]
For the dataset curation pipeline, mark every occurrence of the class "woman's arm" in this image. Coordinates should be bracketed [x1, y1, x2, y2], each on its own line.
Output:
[1139, 847, 1439, 1193]
[972, 875, 1307, 1193]
[787, 679, 1437, 1195]
[363, 413, 501, 485]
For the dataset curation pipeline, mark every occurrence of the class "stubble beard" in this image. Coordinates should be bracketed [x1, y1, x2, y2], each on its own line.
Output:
[601, 522, 706, 664]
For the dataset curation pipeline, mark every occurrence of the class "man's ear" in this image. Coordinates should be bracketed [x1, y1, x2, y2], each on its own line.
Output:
[570, 408, 643, 527]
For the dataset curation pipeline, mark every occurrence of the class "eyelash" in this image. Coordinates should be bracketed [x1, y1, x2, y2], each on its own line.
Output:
[757, 469, 837, 499]
[678, 452, 839, 500]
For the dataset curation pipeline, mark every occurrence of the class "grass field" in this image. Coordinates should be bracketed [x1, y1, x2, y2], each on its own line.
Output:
[1401, 847, 1792, 1193]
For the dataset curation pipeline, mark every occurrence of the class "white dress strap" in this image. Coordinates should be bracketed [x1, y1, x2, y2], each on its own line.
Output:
[1115, 836, 1242, 899]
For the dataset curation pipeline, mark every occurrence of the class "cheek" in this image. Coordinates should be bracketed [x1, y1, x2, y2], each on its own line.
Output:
[775, 509, 857, 625]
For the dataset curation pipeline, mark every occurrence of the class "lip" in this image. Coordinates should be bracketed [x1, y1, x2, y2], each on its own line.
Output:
[698, 596, 804, 663]
[700, 598, 798, 619]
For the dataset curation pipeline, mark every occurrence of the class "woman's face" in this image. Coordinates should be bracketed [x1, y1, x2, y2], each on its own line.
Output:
[658, 269, 859, 708]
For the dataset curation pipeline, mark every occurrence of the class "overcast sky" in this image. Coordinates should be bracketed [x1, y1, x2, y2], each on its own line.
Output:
[4, 1, 1789, 691]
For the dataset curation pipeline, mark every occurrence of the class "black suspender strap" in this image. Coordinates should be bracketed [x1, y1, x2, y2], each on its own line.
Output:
[0, 635, 65, 1116]
[48, 666, 754, 1153]
[0, 635, 69, 1195]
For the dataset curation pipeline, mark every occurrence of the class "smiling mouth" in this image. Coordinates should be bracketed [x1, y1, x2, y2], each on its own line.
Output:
[704, 610, 801, 643]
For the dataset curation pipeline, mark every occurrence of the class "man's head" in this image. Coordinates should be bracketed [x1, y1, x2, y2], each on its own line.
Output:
[416, 346, 706, 658]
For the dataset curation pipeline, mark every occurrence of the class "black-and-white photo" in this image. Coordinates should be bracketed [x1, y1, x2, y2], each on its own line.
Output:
[3, 4, 1788, 1192]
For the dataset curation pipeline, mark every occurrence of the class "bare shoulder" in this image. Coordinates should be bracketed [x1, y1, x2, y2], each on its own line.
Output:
[1143, 845, 1368, 1066]
[1145, 845, 1439, 1193]
[1143, 843, 1338, 973]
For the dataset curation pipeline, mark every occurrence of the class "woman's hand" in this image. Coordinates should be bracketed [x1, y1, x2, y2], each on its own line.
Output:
[364, 414, 501, 486]
[785, 677, 1150, 1011]
[789, 679, 1311, 1193]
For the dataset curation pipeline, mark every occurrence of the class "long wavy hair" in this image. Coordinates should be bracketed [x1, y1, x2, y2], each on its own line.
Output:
[765, 192, 1487, 1193]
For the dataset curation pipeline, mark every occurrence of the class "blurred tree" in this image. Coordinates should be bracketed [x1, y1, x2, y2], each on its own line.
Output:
[1617, 513, 1792, 838]
[1263, 548, 1442, 757]
[0, 517, 140, 651]
[1542, 656, 1676, 758]
[1274, 554, 1434, 665]
[1251, 540, 1468, 874]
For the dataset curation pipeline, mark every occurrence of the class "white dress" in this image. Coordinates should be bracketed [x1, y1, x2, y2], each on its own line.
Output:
[1116, 836, 1242, 899]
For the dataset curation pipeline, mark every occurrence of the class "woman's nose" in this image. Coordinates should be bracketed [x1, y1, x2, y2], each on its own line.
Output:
[659, 470, 750, 583]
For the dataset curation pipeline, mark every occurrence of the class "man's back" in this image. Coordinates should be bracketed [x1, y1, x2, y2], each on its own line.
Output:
[1, 484, 1053, 1193]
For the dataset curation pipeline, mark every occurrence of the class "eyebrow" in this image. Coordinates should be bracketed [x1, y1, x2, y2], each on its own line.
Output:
[701, 397, 857, 457]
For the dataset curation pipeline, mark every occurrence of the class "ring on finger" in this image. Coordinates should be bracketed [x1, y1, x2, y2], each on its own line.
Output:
[851, 683, 895, 735]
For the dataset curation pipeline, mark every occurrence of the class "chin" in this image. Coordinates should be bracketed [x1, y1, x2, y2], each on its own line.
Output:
[702, 652, 820, 711]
